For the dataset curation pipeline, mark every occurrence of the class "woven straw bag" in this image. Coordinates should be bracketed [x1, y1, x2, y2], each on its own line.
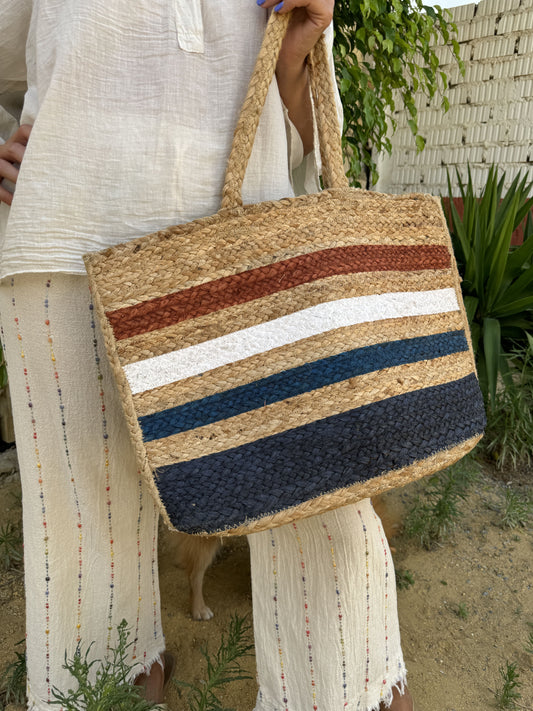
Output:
[84, 12, 486, 536]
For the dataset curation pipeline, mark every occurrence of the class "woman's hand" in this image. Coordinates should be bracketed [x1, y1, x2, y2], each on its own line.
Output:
[258, 0, 334, 154]
[259, 0, 334, 68]
[0, 124, 32, 206]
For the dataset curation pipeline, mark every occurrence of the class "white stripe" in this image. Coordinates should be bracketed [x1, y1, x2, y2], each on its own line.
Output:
[124, 288, 460, 394]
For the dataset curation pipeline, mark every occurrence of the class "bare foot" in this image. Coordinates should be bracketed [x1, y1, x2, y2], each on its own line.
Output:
[134, 658, 165, 703]
[380, 685, 414, 711]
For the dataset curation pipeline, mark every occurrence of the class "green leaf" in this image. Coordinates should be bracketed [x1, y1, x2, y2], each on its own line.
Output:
[483, 317, 501, 404]
[463, 295, 479, 328]
[486, 193, 521, 309]
[505, 227, 533, 280]
[492, 295, 533, 318]
[415, 134, 426, 152]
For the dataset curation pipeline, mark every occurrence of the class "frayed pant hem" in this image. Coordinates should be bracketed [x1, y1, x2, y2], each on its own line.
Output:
[365, 670, 408, 711]
[253, 669, 408, 711]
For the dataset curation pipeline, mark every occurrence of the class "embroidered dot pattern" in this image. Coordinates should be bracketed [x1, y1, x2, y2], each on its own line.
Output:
[357, 508, 371, 694]
[11, 279, 52, 701]
[89, 299, 116, 648]
[44, 279, 85, 642]
[132, 475, 144, 661]
[373, 509, 390, 697]
[292, 522, 318, 711]
[270, 529, 289, 710]
[322, 521, 348, 706]
[151, 500, 159, 638]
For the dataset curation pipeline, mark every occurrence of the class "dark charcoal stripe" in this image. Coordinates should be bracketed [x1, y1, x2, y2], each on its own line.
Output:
[107, 244, 451, 340]
[140, 330, 469, 441]
[155, 374, 486, 534]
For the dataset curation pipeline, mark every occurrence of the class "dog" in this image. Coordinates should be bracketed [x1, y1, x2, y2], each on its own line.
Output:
[175, 495, 399, 620]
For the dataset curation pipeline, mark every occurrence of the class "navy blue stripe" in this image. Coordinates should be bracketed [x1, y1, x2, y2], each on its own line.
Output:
[154, 373, 486, 534]
[140, 330, 469, 442]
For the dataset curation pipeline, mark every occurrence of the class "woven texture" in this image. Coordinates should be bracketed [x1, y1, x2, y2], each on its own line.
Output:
[84, 13, 486, 535]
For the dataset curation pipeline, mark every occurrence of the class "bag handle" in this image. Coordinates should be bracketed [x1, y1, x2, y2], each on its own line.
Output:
[221, 11, 348, 210]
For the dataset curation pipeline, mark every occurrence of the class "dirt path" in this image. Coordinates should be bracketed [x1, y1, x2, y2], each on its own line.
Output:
[1, 451, 532, 711]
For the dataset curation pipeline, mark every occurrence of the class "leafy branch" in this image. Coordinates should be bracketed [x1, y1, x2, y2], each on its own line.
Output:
[333, 0, 463, 185]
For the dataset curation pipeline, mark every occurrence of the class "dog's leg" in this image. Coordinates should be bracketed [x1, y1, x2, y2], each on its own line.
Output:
[174, 534, 222, 620]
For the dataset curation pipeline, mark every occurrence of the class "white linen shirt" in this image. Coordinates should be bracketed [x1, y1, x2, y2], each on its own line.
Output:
[0, 0, 336, 279]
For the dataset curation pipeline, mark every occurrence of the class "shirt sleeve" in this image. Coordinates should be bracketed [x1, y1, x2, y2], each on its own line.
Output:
[284, 21, 343, 196]
[0, 0, 31, 143]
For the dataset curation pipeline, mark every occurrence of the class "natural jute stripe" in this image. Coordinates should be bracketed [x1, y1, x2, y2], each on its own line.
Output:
[220, 434, 482, 536]
[117, 270, 453, 364]
[145, 351, 473, 467]
[132, 311, 466, 416]
[87, 195, 449, 311]
[107, 244, 450, 341]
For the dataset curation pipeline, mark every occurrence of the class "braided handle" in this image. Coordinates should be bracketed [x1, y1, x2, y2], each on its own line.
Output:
[221, 11, 348, 210]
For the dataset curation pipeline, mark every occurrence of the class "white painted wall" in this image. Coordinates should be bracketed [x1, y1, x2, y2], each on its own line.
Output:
[375, 0, 533, 196]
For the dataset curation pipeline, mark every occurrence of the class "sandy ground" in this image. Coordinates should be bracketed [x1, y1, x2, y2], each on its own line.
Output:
[1, 449, 532, 711]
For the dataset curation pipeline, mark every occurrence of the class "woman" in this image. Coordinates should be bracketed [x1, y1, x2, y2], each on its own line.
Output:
[0, 1, 413, 708]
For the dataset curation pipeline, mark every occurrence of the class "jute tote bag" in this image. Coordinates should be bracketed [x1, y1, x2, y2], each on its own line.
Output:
[84, 12, 486, 536]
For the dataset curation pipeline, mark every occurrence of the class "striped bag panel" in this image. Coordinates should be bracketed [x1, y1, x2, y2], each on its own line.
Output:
[86, 190, 486, 534]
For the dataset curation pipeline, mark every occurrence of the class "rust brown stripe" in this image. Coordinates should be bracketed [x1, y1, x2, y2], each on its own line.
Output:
[107, 245, 450, 340]
[117, 270, 454, 364]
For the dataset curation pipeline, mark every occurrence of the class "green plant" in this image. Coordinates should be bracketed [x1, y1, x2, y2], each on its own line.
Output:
[404, 457, 479, 549]
[395, 568, 415, 590]
[445, 166, 533, 405]
[0, 641, 26, 709]
[174, 614, 254, 711]
[494, 661, 522, 710]
[500, 489, 532, 530]
[455, 602, 468, 620]
[483, 341, 533, 470]
[51, 620, 162, 710]
[0, 521, 23, 571]
[333, 1, 462, 185]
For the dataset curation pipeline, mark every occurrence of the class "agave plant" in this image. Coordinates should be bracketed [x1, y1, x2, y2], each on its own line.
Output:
[445, 166, 533, 406]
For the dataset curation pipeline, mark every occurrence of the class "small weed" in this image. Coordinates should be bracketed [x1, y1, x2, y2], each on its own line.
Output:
[174, 614, 254, 711]
[404, 457, 479, 549]
[395, 568, 415, 590]
[455, 603, 468, 620]
[525, 630, 533, 655]
[501, 489, 532, 529]
[494, 662, 522, 710]
[440, 580, 448, 586]
[0, 641, 26, 707]
[51, 619, 163, 710]
[0, 522, 23, 571]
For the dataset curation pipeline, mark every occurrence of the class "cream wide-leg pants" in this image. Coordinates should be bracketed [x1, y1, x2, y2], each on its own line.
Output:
[0, 274, 407, 711]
